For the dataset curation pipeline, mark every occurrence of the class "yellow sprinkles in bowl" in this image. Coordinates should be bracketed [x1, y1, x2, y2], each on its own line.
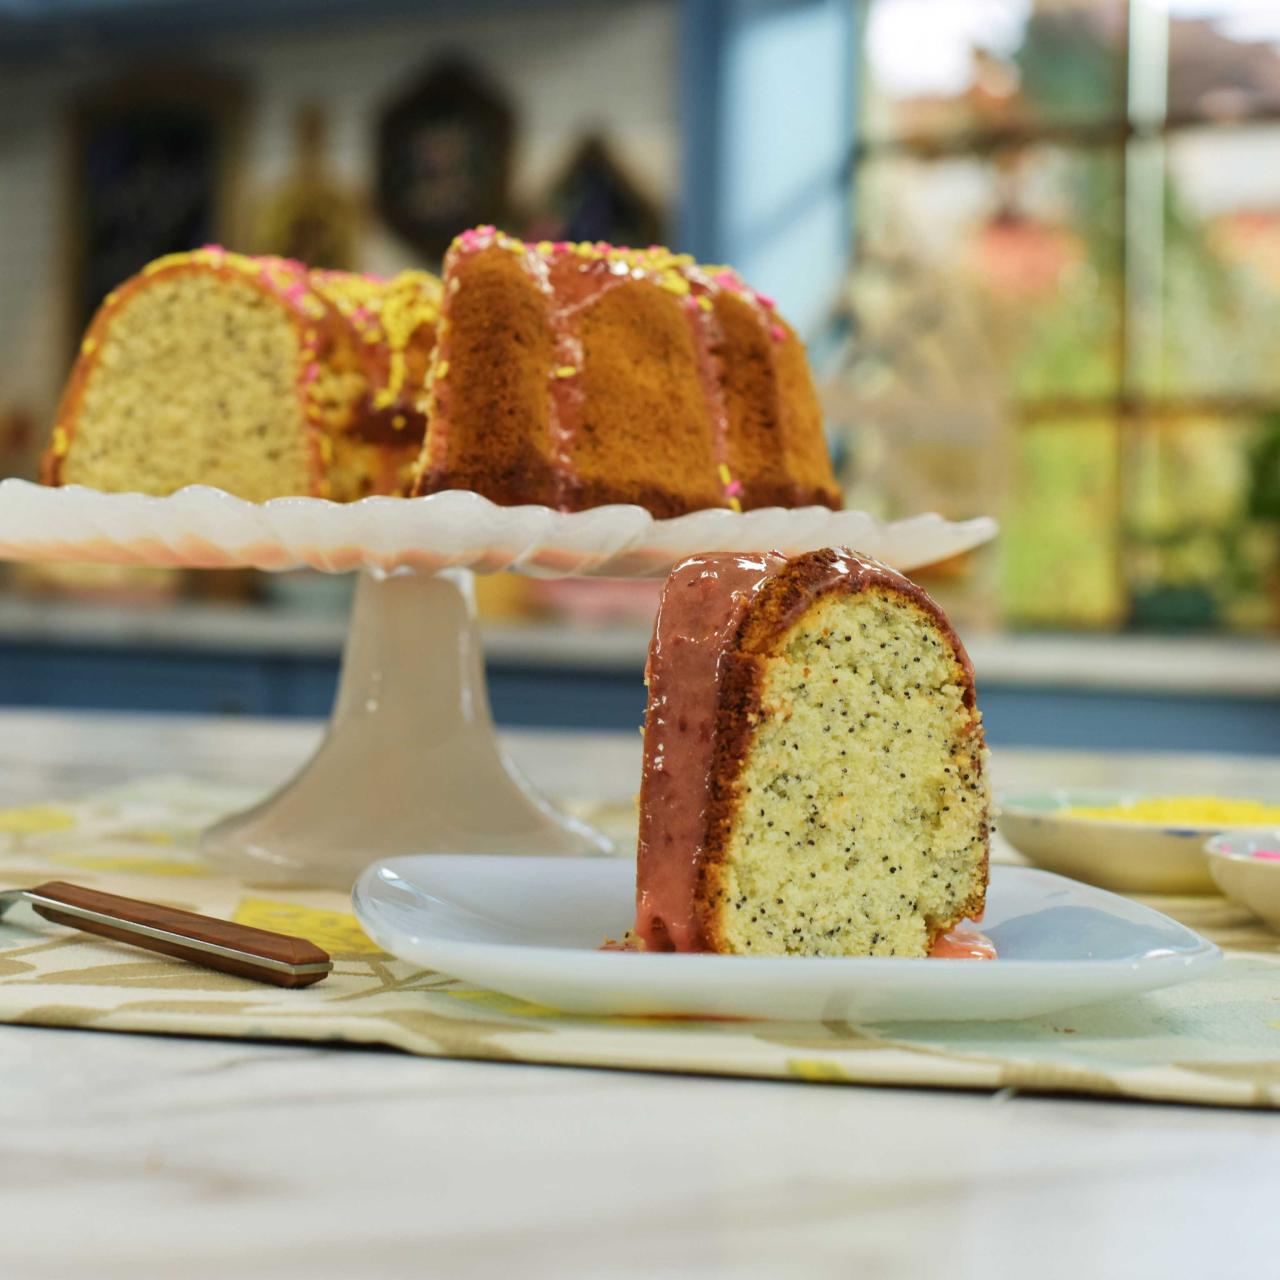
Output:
[1060, 796, 1280, 827]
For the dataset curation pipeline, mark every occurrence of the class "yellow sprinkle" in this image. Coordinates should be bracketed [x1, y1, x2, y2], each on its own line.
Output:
[698, 295, 713, 311]
[372, 388, 395, 411]
[304, 329, 317, 343]
[537, 241, 554, 255]
[659, 270, 690, 296]
[729, 497, 743, 513]
[717, 464, 732, 485]
[104, 290, 118, 306]
[51, 426, 69, 455]
[80, 336, 97, 355]
[142, 252, 185, 275]
[1060, 796, 1280, 826]
[554, 365, 578, 378]
[392, 414, 407, 430]
[434, 360, 450, 380]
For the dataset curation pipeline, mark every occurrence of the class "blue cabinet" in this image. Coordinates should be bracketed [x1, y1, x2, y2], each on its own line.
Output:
[1, 641, 1277, 754]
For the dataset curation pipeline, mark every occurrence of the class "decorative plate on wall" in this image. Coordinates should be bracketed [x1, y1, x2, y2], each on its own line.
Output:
[375, 59, 514, 262]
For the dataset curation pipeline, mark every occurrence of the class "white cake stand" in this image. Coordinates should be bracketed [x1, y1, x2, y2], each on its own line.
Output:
[0, 480, 997, 888]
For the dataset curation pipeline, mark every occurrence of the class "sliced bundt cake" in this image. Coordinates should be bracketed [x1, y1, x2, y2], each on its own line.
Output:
[635, 548, 990, 956]
[44, 248, 442, 502]
[412, 226, 842, 516]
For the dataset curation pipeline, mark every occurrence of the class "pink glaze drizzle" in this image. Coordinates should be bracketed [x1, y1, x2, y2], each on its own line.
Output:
[928, 928, 997, 960]
[635, 552, 788, 950]
[540, 251, 614, 505]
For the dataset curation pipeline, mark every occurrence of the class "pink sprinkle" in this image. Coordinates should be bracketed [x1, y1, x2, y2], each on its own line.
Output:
[756, 292, 777, 309]
[302, 363, 320, 382]
[352, 306, 371, 324]
[713, 270, 738, 289]
[1253, 850, 1280, 861]
[552, 241, 570, 252]
[725, 479, 744, 496]
[770, 324, 786, 343]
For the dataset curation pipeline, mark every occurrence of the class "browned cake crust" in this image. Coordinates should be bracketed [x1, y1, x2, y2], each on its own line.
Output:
[711, 291, 795, 510]
[772, 318, 843, 509]
[413, 227, 842, 516]
[417, 243, 559, 506]
[712, 296, 842, 510]
[690, 548, 989, 952]
[570, 279, 724, 516]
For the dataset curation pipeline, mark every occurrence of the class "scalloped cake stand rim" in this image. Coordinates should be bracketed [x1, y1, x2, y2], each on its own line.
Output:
[0, 479, 998, 579]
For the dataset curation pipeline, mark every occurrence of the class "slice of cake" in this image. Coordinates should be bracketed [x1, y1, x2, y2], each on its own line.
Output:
[635, 548, 990, 956]
[44, 248, 442, 502]
[412, 227, 842, 516]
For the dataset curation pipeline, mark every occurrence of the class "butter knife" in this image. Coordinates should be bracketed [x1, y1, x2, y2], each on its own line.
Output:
[0, 880, 332, 987]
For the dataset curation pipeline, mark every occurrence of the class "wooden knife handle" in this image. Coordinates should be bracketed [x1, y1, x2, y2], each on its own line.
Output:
[27, 880, 331, 988]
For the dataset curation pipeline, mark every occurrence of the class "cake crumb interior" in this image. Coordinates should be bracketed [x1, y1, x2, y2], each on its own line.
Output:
[714, 588, 988, 957]
[64, 273, 313, 501]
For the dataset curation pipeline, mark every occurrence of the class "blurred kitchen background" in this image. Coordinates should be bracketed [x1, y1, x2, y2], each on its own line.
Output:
[0, 0, 1277, 751]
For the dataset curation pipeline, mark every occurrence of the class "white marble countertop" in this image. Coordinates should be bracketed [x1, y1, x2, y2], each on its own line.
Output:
[1, 593, 1278, 695]
[1, 709, 1279, 1278]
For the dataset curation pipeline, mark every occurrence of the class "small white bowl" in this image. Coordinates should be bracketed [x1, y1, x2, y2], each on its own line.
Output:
[998, 789, 1238, 895]
[1204, 830, 1280, 931]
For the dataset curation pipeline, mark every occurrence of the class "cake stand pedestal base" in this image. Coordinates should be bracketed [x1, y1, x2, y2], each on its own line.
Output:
[200, 568, 612, 889]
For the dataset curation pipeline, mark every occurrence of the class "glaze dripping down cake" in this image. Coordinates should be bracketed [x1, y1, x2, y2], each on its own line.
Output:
[412, 227, 842, 517]
[635, 548, 990, 956]
[44, 247, 442, 502]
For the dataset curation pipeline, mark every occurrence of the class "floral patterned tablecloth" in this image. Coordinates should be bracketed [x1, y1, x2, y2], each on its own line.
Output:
[1, 778, 1278, 1108]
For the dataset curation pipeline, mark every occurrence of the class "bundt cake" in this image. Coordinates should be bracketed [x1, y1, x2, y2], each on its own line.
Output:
[411, 227, 842, 516]
[44, 247, 442, 502]
[635, 548, 990, 956]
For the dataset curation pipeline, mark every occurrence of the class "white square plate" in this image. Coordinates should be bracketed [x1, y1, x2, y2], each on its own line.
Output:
[352, 857, 1220, 1022]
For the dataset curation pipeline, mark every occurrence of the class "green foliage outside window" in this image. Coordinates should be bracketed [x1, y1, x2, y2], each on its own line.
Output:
[842, 0, 1280, 631]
